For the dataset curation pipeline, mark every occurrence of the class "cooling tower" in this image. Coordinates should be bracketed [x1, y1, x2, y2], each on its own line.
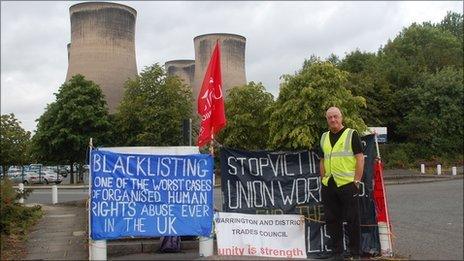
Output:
[193, 33, 246, 106]
[65, 2, 138, 113]
[67, 43, 71, 62]
[165, 59, 195, 88]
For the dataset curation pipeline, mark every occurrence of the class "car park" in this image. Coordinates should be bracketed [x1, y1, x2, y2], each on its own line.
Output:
[1, 164, 65, 185]
[5, 170, 62, 185]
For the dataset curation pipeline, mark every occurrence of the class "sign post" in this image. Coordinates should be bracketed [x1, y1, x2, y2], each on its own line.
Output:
[88, 138, 107, 260]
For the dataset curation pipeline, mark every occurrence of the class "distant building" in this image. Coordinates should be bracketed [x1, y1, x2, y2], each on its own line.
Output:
[165, 59, 195, 88]
[65, 2, 138, 113]
[192, 33, 247, 110]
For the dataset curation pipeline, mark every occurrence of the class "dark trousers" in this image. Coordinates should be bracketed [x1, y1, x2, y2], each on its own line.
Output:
[321, 177, 361, 256]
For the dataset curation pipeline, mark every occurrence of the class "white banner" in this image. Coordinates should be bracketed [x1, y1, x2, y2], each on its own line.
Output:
[214, 212, 307, 259]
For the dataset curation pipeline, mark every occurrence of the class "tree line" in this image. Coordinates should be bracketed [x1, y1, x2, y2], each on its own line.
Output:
[1, 12, 462, 176]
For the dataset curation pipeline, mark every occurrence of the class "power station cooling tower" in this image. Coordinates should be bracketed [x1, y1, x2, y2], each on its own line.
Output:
[193, 33, 246, 107]
[165, 59, 195, 88]
[65, 2, 138, 113]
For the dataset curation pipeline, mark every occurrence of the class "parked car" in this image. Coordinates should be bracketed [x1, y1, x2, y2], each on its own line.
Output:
[60, 165, 69, 177]
[4, 171, 36, 185]
[8, 166, 22, 172]
[28, 163, 43, 172]
[54, 165, 69, 178]
[30, 170, 62, 184]
[14, 169, 62, 185]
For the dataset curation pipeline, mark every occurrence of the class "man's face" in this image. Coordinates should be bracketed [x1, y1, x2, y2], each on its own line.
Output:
[326, 109, 343, 131]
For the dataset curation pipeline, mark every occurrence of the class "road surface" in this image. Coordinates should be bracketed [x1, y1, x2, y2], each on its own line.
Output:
[386, 179, 463, 260]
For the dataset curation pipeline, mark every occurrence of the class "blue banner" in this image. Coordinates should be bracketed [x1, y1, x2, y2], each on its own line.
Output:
[90, 149, 214, 240]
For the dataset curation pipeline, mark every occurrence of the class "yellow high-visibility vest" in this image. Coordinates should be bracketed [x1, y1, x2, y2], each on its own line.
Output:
[321, 128, 356, 187]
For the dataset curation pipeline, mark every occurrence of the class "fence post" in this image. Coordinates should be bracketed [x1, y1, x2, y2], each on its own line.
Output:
[89, 239, 107, 260]
[378, 222, 393, 257]
[437, 164, 442, 175]
[18, 183, 24, 204]
[52, 185, 58, 204]
[452, 166, 457, 176]
[199, 236, 214, 257]
[420, 164, 425, 174]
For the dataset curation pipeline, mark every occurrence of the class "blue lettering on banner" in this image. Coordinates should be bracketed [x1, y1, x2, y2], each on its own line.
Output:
[90, 149, 214, 240]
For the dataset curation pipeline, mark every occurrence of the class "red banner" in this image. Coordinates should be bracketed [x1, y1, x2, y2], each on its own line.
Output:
[373, 159, 387, 222]
[197, 41, 226, 147]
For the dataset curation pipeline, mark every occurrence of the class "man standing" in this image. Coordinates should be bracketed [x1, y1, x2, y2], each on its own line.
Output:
[319, 106, 364, 260]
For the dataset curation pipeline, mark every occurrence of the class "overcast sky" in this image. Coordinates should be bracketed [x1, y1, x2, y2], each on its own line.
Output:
[1, 1, 462, 133]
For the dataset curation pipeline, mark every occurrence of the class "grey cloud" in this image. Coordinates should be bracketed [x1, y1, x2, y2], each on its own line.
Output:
[1, 1, 462, 132]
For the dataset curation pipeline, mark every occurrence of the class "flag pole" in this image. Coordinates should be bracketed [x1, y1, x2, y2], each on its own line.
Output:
[210, 132, 215, 187]
[197, 39, 224, 257]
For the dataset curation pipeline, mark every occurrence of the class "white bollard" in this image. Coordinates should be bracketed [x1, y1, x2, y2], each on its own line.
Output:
[18, 183, 24, 204]
[378, 222, 393, 257]
[437, 164, 442, 175]
[90, 239, 107, 260]
[52, 185, 58, 204]
[420, 164, 425, 174]
[199, 236, 214, 257]
[452, 166, 457, 176]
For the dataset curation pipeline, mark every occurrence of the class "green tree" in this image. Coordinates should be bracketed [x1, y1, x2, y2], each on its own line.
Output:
[269, 60, 367, 150]
[31, 75, 111, 182]
[114, 63, 193, 146]
[217, 82, 274, 150]
[439, 11, 463, 41]
[382, 22, 462, 74]
[399, 67, 464, 158]
[326, 53, 340, 66]
[375, 18, 463, 142]
[339, 50, 393, 126]
[0, 114, 31, 174]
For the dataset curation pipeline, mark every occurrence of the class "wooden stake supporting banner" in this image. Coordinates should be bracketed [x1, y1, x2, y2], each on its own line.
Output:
[87, 138, 107, 260]
[373, 133, 394, 257]
[199, 138, 215, 257]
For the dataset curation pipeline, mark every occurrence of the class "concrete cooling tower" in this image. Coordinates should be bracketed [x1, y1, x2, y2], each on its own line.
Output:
[193, 33, 247, 107]
[65, 2, 138, 113]
[165, 60, 195, 88]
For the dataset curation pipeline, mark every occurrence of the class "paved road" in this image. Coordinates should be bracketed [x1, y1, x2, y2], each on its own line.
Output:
[387, 179, 463, 260]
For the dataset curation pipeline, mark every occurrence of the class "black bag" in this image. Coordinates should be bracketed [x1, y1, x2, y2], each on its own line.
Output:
[158, 236, 181, 253]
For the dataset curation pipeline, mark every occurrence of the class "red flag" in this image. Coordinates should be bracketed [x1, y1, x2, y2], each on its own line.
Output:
[197, 41, 226, 147]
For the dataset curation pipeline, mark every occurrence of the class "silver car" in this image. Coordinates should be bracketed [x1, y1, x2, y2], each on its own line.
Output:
[5, 171, 35, 185]
[7, 170, 62, 185]
[30, 170, 62, 184]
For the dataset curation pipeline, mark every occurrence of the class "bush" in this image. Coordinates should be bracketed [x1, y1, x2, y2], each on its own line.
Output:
[381, 143, 463, 169]
[1, 178, 42, 259]
[382, 143, 413, 168]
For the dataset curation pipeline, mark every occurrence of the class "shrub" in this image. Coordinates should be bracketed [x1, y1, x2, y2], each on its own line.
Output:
[1, 177, 42, 242]
[381, 143, 415, 168]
